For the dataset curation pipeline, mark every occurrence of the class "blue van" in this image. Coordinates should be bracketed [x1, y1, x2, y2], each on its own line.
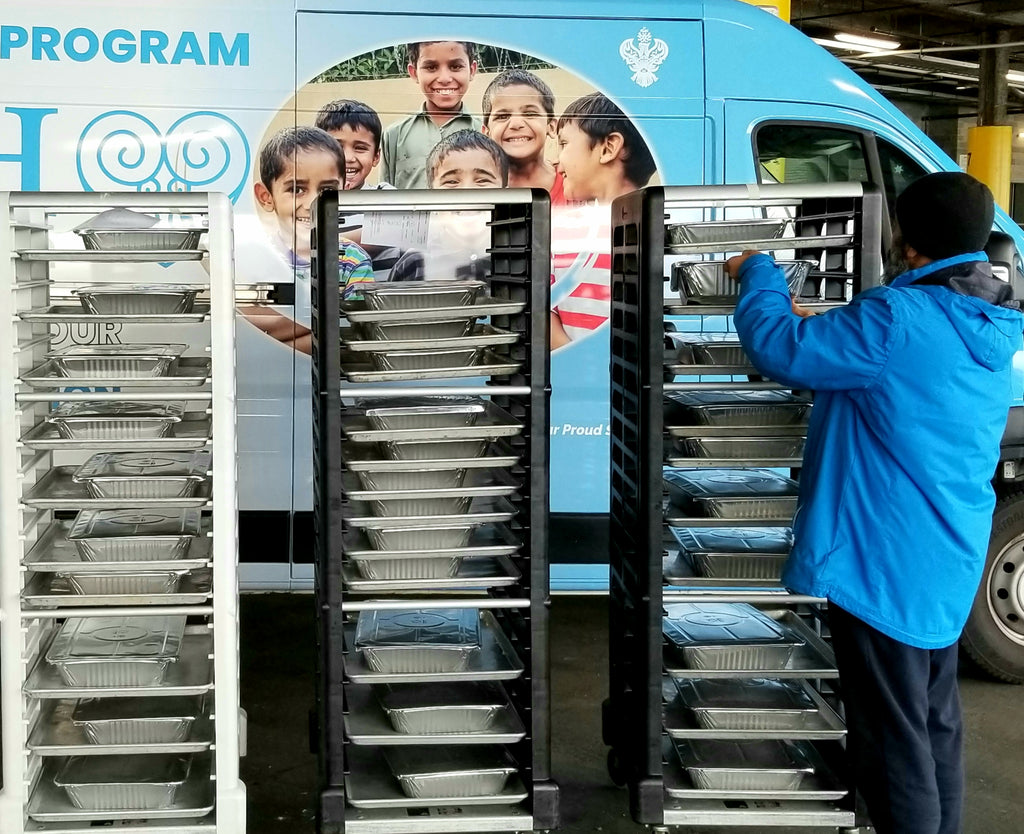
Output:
[3, 0, 1023, 679]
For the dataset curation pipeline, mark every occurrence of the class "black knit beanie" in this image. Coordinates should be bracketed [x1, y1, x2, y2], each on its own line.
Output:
[895, 171, 994, 260]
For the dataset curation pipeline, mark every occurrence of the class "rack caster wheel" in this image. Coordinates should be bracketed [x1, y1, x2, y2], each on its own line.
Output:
[607, 748, 627, 787]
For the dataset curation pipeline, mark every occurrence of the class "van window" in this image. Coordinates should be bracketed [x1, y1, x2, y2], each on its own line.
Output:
[876, 138, 928, 216]
[755, 124, 869, 185]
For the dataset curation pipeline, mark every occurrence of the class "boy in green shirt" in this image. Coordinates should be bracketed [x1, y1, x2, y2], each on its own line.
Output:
[381, 41, 482, 189]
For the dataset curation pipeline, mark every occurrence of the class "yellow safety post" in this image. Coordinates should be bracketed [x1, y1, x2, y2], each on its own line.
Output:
[738, 0, 791, 23]
[967, 125, 1012, 212]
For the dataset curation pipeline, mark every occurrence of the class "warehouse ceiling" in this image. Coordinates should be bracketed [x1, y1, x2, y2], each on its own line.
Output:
[790, 0, 1024, 112]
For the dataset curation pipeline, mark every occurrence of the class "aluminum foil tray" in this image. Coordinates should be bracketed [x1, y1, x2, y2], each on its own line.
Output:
[355, 608, 481, 674]
[345, 683, 525, 744]
[664, 610, 837, 680]
[385, 745, 517, 799]
[702, 496, 799, 520]
[355, 466, 467, 492]
[671, 527, 792, 580]
[45, 400, 185, 440]
[342, 295, 526, 324]
[676, 436, 806, 460]
[379, 682, 513, 735]
[68, 508, 203, 563]
[672, 677, 815, 731]
[661, 678, 846, 740]
[81, 229, 203, 252]
[343, 440, 519, 472]
[74, 208, 205, 253]
[75, 284, 203, 314]
[346, 523, 520, 561]
[46, 356, 171, 380]
[46, 342, 186, 373]
[343, 469, 518, 518]
[55, 753, 192, 810]
[24, 467, 211, 512]
[670, 259, 812, 304]
[72, 695, 201, 745]
[72, 451, 211, 500]
[362, 280, 485, 311]
[671, 738, 813, 792]
[352, 553, 460, 581]
[26, 626, 214, 699]
[344, 609, 524, 685]
[667, 219, 788, 247]
[345, 746, 528, 808]
[20, 304, 210, 324]
[342, 554, 520, 592]
[46, 616, 186, 688]
[27, 754, 213, 822]
[346, 496, 517, 531]
[343, 323, 518, 352]
[60, 570, 187, 596]
[22, 412, 211, 452]
[380, 437, 491, 461]
[21, 356, 212, 389]
[665, 390, 811, 427]
[666, 333, 747, 366]
[27, 697, 211, 756]
[664, 469, 799, 520]
[24, 516, 208, 572]
[368, 346, 481, 373]
[343, 349, 521, 382]
[358, 317, 475, 341]
[344, 400, 521, 442]
[23, 569, 211, 608]
[362, 522, 476, 552]
[361, 397, 486, 431]
[663, 602, 803, 671]
[18, 249, 205, 263]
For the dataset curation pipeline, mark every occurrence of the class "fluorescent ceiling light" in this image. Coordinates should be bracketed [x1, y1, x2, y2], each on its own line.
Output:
[834, 32, 901, 51]
[1007, 70, 1024, 84]
[812, 37, 877, 52]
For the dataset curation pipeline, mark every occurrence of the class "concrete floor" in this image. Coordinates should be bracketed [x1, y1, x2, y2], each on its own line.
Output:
[239, 593, 1024, 833]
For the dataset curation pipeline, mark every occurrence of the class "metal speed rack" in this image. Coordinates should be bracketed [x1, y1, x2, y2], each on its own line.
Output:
[0, 192, 245, 834]
[310, 188, 557, 834]
[606, 183, 885, 831]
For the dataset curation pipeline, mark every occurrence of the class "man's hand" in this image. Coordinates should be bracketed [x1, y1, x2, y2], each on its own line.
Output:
[724, 250, 763, 279]
[791, 298, 817, 318]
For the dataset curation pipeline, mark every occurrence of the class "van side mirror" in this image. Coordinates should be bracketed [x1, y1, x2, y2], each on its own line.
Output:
[985, 231, 1023, 297]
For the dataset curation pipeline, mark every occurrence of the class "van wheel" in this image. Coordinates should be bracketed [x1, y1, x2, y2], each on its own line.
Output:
[961, 491, 1024, 683]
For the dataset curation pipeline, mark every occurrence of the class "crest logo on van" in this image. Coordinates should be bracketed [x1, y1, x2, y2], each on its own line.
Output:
[619, 27, 669, 88]
[76, 110, 251, 203]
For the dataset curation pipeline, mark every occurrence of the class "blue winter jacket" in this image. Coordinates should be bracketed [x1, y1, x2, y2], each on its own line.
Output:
[734, 252, 1024, 648]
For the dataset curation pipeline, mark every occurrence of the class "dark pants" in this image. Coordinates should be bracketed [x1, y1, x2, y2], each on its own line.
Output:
[828, 604, 964, 834]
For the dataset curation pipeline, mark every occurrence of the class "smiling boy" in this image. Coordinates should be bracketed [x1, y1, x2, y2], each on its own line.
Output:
[314, 99, 393, 191]
[482, 68, 564, 202]
[381, 41, 482, 189]
[249, 126, 374, 351]
[428, 129, 508, 189]
[549, 93, 657, 349]
[555, 91, 656, 204]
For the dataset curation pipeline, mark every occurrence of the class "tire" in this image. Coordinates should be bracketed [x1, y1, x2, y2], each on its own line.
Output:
[961, 491, 1024, 683]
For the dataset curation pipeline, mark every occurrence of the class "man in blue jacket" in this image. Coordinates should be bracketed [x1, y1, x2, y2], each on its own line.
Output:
[726, 172, 1024, 834]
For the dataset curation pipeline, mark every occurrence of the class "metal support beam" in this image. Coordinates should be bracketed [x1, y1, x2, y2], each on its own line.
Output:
[978, 28, 1010, 125]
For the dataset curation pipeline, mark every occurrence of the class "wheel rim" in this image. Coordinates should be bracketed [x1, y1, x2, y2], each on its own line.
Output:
[986, 533, 1024, 644]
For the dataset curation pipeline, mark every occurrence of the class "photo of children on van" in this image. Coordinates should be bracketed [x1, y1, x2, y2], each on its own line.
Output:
[252, 39, 659, 352]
